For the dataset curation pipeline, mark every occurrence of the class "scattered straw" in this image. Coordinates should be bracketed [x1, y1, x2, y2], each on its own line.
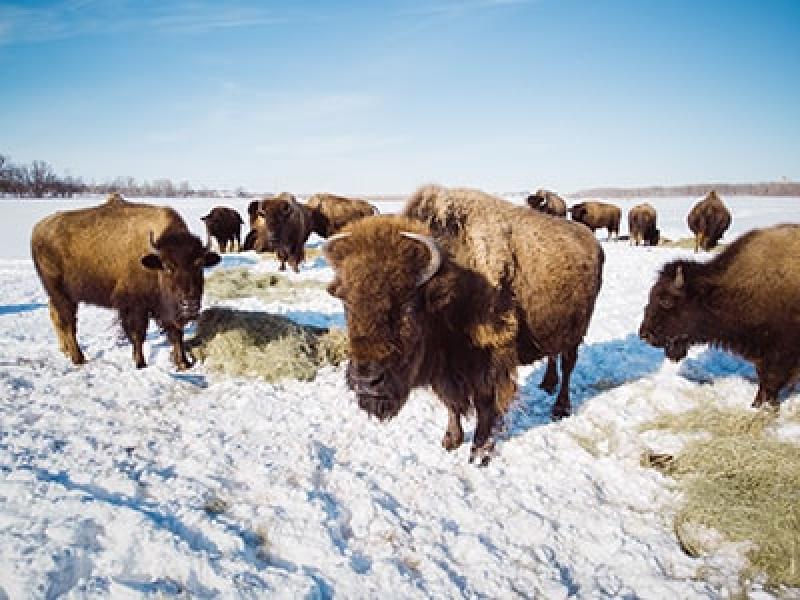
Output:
[642, 406, 800, 588]
[188, 307, 348, 382]
[204, 268, 327, 302]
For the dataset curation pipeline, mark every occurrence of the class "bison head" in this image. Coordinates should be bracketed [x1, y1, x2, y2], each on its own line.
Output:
[141, 231, 220, 326]
[253, 193, 298, 252]
[639, 263, 702, 361]
[526, 193, 546, 211]
[323, 216, 443, 421]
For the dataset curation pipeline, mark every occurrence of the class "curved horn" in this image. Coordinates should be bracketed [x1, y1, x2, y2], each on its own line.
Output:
[322, 232, 351, 262]
[148, 230, 158, 253]
[400, 231, 441, 286]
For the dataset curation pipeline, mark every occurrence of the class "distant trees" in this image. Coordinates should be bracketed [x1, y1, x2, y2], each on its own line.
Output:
[0, 152, 257, 199]
[570, 182, 800, 199]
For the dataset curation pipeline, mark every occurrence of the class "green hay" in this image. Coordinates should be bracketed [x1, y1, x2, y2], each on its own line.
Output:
[188, 307, 349, 382]
[641, 406, 800, 588]
[204, 268, 327, 302]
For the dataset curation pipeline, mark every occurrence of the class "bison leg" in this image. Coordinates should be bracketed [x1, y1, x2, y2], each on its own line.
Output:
[753, 358, 790, 409]
[441, 406, 464, 451]
[120, 308, 149, 368]
[48, 298, 85, 365]
[165, 325, 192, 371]
[551, 344, 578, 420]
[539, 356, 559, 394]
[469, 395, 497, 467]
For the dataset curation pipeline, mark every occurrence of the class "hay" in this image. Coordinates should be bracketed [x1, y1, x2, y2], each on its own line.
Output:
[660, 237, 727, 252]
[188, 307, 348, 382]
[642, 406, 800, 588]
[204, 268, 327, 302]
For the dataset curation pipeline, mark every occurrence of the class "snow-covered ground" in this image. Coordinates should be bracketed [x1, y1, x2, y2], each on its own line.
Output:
[1, 194, 798, 599]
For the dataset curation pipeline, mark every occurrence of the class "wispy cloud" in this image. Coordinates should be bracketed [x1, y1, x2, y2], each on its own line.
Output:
[400, 0, 532, 18]
[0, 1, 287, 45]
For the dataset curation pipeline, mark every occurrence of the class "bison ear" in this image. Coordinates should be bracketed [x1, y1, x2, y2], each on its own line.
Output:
[203, 252, 221, 268]
[141, 254, 163, 270]
[327, 277, 344, 298]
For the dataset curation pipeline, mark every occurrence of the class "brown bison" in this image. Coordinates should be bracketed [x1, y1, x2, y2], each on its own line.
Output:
[201, 206, 244, 253]
[324, 185, 604, 464]
[687, 190, 731, 251]
[639, 224, 800, 408]
[242, 200, 263, 252]
[526, 189, 567, 217]
[251, 192, 312, 272]
[628, 203, 659, 246]
[306, 193, 378, 238]
[31, 200, 220, 370]
[569, 201, 621, 239]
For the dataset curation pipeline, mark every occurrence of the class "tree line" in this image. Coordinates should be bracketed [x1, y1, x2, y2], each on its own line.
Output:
[0, 153, 252, 199]
[569, 181, 800, 199]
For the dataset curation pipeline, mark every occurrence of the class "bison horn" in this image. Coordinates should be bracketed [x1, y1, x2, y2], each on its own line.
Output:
[148, 230, 159, 253]
[322, 232, 352, 262]
[673, 265, 685, 290]
[400, 232, 441, 286]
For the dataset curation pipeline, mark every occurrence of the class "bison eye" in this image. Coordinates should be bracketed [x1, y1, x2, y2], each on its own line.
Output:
[658, 297, 674, 310]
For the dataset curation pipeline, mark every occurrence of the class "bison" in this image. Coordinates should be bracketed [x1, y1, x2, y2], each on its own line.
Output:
[324, 185, 604, 464]
[569, 201, 621, 240]
[639, 224, 800, 408]
[201, 206, 244, 253]
[251, 192, 312, 272]
[306, 193, 378, 238]
[31, 200, 220, 370]
[687, 190, 731, 252]
[526, 189, 567, 218]
[628, 203, 660, 246]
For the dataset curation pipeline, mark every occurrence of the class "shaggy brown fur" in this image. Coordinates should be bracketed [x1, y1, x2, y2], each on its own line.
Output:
[305, 193, 378, 238]
[639, 224, 800, 408]
[31, 201, 220, 369]
[252, 193, 312, 272]
[569, 201, 621, 239]
[628, 203, 659, 246]
[202, 206, 244, 253]
[325, 185, 604, 464]
[687, 190, 731, 251]
[526, 189, 567, 218]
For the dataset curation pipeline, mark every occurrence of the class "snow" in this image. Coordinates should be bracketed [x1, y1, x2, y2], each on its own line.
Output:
[1, 194, 798, 598]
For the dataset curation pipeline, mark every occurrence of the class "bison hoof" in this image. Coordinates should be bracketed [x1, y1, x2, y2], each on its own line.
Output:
[469, 441, 495, 467]
[442, 430, 464, 451]
[551, 403, 571, 421]
[539, 380, 557, 395]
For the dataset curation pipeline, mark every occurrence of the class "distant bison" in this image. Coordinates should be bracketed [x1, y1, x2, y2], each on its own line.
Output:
[569, 201, 621, 239]
[628, 203, 659, 246]
[306, 193, 378, 238]
[202, 206, 244, 253]
[242, 200, 262, 252]
[251, 192, 312, 272]
[31, 200, 220, 369]
[324, 185, 604, 464]
[687, 190, 731, 251]
[526, 189, 567, 218]
[639, 224, 800, 408]
[105, 192, 127, 204]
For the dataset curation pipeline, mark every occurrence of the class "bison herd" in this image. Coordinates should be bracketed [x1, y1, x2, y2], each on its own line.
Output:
[31, 187, 798, 464]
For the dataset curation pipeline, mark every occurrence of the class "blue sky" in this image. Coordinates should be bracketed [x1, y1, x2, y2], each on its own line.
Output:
[1, 0, 798, 195]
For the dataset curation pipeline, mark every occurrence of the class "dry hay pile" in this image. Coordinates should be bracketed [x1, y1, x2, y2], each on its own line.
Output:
[188, 307, 348, 382]
[660, 237, 727, 251]
[641, 406, 800, 589]
[204, 268, 327, 303]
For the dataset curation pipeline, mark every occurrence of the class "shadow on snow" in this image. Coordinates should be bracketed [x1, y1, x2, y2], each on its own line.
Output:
[0, 302, 47, 316]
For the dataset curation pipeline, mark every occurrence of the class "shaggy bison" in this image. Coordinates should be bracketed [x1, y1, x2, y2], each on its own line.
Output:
[31, 200, 220, 369]
[324, 185, 604, 464]
[526, 189, 567, 218]
[202, 206, 244, 253]
[569, 201, 621, 239]
[306, 193, 378, 238]
[628, 203, 659, 246]
[639, 224, 800, 408]
[251, 192, 312, 272]
[687, 190, 731, 251]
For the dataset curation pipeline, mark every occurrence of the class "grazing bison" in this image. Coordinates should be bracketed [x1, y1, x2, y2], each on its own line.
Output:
[639, 224, 800, 408]
[687, 190, 731, 252]
[569, 201, 621, 240]
[324, 185, 604, 464]
[31, 200, 220, 370]
[628, 203, 660, 246]
[252, 192, 312, 272]
[526, 189, 567, 218]
[306, 193, 378, 238]
[202, 206, 244, 253]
